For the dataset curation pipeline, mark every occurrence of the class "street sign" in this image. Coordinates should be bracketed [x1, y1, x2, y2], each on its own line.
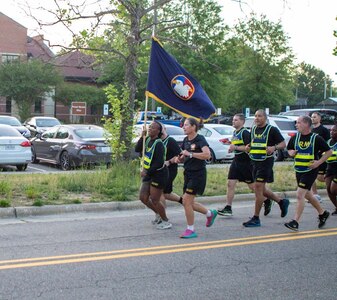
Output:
[71, 102, 86, 116]
[103, 104, 109, 116]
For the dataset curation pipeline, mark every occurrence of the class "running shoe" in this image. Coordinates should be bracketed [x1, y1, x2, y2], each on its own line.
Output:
[156, 221, 172, 230]
[284, 220, 299, 231]
[279, 198, 290, 218]
[263, 199, 272, 216]
[332, 209, 337, 216]
[218, 205, 232, 216]
[151, 214, 162, 225]
[242, 216, 261, 227]
[180, 229, 197, 238]
[206, 209, 218, 227]
[318, 210, 330, 228]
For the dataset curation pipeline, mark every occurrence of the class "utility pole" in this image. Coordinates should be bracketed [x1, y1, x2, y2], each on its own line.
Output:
[324, 79, 327, 99]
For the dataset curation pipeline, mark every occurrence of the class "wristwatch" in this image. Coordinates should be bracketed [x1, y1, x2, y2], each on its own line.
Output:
[189, 152, 193, 158]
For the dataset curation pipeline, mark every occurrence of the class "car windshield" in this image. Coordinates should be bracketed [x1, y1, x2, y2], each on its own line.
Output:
[213, 126, 233, 135]
[74, 128, 105, 139]
[36, 119, 60, 127]
[274, 120, 296, 130]
[0, 126, 21, 137]
[0, 117, 21, 126]
[166, 127, 184, 135]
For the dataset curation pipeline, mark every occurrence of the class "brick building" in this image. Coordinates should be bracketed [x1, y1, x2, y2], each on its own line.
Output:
[0, 12, 102, 123]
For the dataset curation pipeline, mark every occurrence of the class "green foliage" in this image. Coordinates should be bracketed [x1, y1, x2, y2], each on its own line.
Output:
[55, 82, 107, 106]
[32, 199, 44, 207]
[0, 60, 62, 121]
[296, 62, 330, 105]
[0, 199, 11, 207]
[223, 14, 296, 113]
[103, 84, 132, 161]
[25, 186, 40, 199]
[0, 181, 11, 195]
[57, 175, 88, 192]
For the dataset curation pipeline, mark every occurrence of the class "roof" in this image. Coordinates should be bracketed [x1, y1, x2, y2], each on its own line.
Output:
[27, 35, 54, 62]
[54, 51, 100, 81]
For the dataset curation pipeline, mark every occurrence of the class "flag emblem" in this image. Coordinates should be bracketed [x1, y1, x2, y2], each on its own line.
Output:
[171, 75, 195, 100]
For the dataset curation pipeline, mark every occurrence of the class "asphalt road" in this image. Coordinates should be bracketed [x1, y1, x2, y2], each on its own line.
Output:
[1, 198, 336, 300]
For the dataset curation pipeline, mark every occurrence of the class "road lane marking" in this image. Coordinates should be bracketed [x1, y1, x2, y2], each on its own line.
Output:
[1, 227, 337, 270]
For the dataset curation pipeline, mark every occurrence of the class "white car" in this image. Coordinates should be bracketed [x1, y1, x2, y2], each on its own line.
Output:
[0, 124, 32, 171]
[24, 116, 61, 137]
[198, 124, 235, 163]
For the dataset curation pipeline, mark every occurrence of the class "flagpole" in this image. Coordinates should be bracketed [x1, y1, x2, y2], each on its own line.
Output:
[141, 93, 149, 169]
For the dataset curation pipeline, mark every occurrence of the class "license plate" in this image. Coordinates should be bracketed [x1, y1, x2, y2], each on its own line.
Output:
[100, 146, 111, 153]
[5, 145, 15, 150]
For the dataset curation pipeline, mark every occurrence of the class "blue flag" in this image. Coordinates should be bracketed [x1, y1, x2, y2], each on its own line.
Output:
[145, 37, 216, 121]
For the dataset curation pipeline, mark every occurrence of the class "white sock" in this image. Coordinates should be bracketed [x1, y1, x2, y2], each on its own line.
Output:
[206, 210, 212, 217]
[187, 225, 194, 231]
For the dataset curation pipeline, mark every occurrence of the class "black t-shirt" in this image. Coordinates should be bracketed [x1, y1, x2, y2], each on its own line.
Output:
[181, 134, 209, 171]
[312, 124, 330, 141]
[287, 132, 330, 159]
[251, 125, 285, 146]
[135, 137, 165, 176]
[234, 128, 251, 162]
[163, 136, 181, 171]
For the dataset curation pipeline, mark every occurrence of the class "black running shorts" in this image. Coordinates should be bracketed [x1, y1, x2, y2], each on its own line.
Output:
[251, 158, 274, 183]
[183, 169, 206, 196]
[296, 169, 319, 190]
[228, 159, 253, 184]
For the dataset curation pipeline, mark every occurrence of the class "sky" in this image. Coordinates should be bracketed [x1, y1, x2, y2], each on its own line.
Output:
[1, 0, 337, 85]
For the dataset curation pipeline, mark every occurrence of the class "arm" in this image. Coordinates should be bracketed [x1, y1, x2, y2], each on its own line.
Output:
[309, 149, 332, 169]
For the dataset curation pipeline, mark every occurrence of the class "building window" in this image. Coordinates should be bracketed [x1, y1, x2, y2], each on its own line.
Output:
[1, 54, 19, 63]
[6, 99, 11, 113]
[34, 100, 42, 113]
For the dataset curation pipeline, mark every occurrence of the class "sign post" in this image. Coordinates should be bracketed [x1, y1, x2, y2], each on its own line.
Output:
[71, 102, 87, 116]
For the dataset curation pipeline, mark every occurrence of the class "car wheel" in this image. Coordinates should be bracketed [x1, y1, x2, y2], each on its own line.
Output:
[206, 148, 216, 164]
[16, 164, 27, 171]
[60, 151, 71, 171]
[31, 146, 40, 164]
[274, 149, 284, 162]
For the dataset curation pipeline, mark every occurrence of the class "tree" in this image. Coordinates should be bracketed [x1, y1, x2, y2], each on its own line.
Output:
[25, 0, 227, 159]
[296, 62, 331, 106]
[0, 59, 62, 121]
[223, 14, 296, 113]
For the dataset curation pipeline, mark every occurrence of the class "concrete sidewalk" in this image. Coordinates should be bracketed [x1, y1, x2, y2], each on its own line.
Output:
[0, 189, 329, 219]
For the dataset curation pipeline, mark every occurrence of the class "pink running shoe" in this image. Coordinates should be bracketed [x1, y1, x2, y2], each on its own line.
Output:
[180, 229, 197, 238]
[206, 209, 218, 227]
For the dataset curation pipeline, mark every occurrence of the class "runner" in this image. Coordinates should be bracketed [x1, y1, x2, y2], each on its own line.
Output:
[175, 117, 217, 238]
[325, 124, 337, 215]
[285, 115, 331, 231]
[217, 113, 254, 216]
[151, 124, 183, 225]
[311, 111, 330, 202]
[135, 121, 172, 230]
[243, 109, 289, 227]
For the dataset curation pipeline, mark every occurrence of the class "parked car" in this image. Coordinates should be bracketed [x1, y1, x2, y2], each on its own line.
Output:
[132, 123, 185, 158]
[0, 124, 31, 171]
[198, 124, 235, 163]
[0, 115, 31, 138]
[135, 111, 181, 127]
[279, 108, 337, 129]
[24, 116, 61, 137]
[31, 124, 112, 170]
[244, 115, 297, 161]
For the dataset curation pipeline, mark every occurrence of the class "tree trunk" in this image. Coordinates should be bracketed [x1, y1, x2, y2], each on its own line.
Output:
[121, 5, 142, 160]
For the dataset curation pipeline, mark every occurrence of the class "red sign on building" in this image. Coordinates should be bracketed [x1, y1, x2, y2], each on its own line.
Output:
[71, 102, 87, 116]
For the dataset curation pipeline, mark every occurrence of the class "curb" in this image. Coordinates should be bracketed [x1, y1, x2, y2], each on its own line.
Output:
[0, 189, 328, 219]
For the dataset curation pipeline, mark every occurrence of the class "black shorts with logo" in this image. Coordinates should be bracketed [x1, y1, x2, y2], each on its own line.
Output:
[183, 168, 206, 196]
[317, 161, 327, 175]
[228, 159, 253, 184]
[251, 157, 274, 183]
[325, 164, 337, 183]
[296, 169, 319, 190]
[143, 167, 168, 190]
[163, 165, 178, 194]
